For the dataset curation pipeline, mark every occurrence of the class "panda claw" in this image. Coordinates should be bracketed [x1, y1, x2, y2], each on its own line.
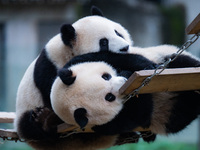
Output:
[31, 107, 52, 123]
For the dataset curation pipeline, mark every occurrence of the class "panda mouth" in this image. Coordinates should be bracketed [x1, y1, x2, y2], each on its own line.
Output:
[120, 45, 129, 52]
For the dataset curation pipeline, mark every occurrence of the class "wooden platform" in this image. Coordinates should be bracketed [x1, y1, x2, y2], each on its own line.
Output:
[119, 67, 200, 95]
[0, 112, 15, 123]
[186, 13, 200, 34]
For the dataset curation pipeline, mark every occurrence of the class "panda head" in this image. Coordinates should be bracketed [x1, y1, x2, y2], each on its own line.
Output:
[50, 62, 127, 129]
[61, 6, 133, 55]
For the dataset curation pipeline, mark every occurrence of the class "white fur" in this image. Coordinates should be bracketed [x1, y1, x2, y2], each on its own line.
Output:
[46, 16, 133, 69]
[15, 15, 132, 131]
[72, 16, 133, 56]
[14, 59, 43, 130]
[129, 44, 200, 64]
[51, 62, 126, 128]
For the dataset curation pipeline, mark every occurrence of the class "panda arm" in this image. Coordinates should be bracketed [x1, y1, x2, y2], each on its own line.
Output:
[65, 51, 158, 73]
[17, 107, 63, 141]
[166, 54, 200, 68]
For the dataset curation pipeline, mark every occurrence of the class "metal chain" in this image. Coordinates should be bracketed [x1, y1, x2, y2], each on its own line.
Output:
[116, 131, 154, 145]
[0, 136, 25, 143]
[124, 32, 200, 103]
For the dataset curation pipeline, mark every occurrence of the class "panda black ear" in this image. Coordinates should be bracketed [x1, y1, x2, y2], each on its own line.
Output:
[58, 68, 76, 85]
[91, 6, 104, 17]
[74, 108, 88, 129]
[60, 24, 76, 48]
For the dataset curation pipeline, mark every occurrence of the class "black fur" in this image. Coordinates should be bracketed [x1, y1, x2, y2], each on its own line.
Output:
[65, 51, 158, 72]
[92, 94, 153, 135]
[63, 51, 157, 134]
[34, 49, 57, 109]
[91, 6, 104, 17]
[165, 91, 200, 133]
[58, 68, 76, 85]
[18, 108, 62, 140]
[60, 24, 76, 48]
[64, 50, 200, 137]
[165, 54, 200, 68]
[74, 108, 89, 129]
[163, 55, 200, 134]
[100, 38, 109, 51]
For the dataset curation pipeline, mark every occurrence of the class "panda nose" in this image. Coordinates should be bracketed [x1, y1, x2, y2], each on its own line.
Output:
[120, 45, 129, 52]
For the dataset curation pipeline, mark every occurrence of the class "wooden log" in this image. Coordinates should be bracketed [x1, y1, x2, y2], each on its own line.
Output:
[119, 67, 200, 95]
[57, 123, 150, 134]
[0, 129, 19, 139]
[0, 112, 16, 123]
[186, 13, 200, 34]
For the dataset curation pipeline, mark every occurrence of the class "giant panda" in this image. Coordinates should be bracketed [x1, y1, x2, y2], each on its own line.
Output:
[51, 51, 158, 129]
[23, 51, 157, 150]
[14, 6, 134, 149]
[50, 49, 200, 140]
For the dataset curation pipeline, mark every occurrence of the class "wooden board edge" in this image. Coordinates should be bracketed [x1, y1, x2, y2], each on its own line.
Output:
[0, 112, 16, 123]
[119, 67, 200, 95]
[0, 129, 19, 138]
[186, 13, 200, 34]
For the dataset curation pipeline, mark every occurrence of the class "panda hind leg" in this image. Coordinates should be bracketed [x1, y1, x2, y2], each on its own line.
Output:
[140, 131, 156, 143]
[17, 107, 62, 141]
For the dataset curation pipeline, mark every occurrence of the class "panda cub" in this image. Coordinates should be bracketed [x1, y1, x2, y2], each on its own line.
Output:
[23, 51, 157, 150]
[14, 6, 133, 144]
[51, 62, 127, 129]
[51, 51, 158, 130]
[52, 49, 200, 138]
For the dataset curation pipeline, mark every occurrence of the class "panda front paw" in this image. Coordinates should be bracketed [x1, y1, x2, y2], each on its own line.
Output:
[141, 131, 156, 143]
[144, 64, 159, 70]
[31, 107, 63, 133]
[31, 107, 52, 124]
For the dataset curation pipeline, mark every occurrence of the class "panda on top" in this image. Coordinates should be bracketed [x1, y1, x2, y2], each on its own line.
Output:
[14, 6, 135, 150]
[50, 44, 200, 142]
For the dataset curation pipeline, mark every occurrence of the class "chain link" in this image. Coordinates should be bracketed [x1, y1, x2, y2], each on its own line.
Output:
[124, 33, 200, 103]
[0, 136, 25, 143]
[116, 131, 154, 145]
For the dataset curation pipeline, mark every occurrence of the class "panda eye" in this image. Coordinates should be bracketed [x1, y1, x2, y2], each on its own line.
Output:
[105, 93, 116, 102]
[102, 73, 112, 81]
[115, 30, 124, 39]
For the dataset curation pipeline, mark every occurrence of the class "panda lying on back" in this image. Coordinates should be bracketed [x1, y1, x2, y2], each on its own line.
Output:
[51, 49, 200, 139]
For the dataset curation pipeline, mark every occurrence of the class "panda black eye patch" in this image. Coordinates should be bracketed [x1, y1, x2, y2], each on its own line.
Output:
[115, 30, 124, 39]
[100, 38, 109, 51]
[102, 73, 112, 80]
[105, 93, 116, 102]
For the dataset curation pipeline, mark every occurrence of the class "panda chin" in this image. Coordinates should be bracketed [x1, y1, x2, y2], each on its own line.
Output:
[119, 45, 129, 52]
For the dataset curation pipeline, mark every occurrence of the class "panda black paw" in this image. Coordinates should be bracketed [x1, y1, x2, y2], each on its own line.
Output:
[141, 131, 156, 143]
[115, 132, 140, 145]
[31, 107, 52, 124]
[31, 107, 63, 133]
[144, 64, 159, 70]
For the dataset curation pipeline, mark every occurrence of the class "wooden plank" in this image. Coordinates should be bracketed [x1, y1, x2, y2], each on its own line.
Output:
[0, 129, 19, 139]
[186, 13, 200, 34]
[57, 123, 150, 134]
[119, 67, 200, 95]
[0, 112, 16, 123]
